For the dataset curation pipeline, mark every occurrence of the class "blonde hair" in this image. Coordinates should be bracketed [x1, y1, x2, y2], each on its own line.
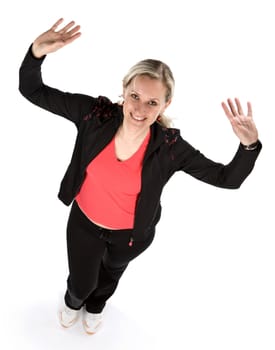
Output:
[122, 59, 175, 128]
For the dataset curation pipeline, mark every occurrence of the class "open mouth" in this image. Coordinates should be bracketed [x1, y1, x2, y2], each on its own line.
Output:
[130, 113, 146, 122]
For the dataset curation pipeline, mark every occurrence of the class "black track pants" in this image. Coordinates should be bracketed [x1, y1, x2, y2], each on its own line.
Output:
[64, 201, 155, 313]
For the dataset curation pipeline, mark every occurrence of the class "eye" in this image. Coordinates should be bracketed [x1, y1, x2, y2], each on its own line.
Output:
[148, 100, 158, 106]
[130, 93, 139, 100]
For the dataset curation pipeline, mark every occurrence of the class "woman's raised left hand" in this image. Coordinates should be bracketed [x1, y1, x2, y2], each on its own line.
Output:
[221, 98, 259, 146]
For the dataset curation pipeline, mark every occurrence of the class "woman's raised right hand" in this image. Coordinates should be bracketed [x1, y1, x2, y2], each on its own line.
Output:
[32, 18, 81, 58]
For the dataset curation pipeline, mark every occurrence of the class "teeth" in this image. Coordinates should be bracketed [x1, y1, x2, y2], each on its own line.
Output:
[132, 115, 145, 121]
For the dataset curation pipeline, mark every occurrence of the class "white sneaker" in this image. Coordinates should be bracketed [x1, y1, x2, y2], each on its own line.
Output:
[83, 311, 103, 334]
[59, 305, 80, 328]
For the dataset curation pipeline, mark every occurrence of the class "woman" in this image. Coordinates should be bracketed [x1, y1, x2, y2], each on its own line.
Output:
[19, 18, 261, 335]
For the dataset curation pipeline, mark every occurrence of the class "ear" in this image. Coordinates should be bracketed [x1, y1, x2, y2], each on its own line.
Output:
[165, 99, 172, 108]
[161, 99, 172, 114]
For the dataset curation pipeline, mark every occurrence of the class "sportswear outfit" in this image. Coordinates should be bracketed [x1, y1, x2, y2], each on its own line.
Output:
[19, 45, 262, 313]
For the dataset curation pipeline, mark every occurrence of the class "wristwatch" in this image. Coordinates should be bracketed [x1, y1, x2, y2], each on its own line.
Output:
[242, 140, 259, 151]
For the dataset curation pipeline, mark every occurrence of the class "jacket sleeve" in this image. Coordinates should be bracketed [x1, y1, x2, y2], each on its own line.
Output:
[18, 44, 96, 128]
[173, 135, 262, 189]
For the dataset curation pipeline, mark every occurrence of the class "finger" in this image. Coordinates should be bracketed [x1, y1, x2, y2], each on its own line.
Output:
[235, 98, 244, 116]
[58, 26, 81, 45]
[221, 101, 234, 122]
[227, 98, 238, 116]
[66, 25, 81, 37]
[51, 18, 64, 31]
[62, 32, 82, 45]
[57, 21, 76, 34]
[247, 101, 253, 117]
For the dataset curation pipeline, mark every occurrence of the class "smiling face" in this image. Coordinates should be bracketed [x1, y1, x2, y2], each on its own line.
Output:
[122, 75, 171, 132]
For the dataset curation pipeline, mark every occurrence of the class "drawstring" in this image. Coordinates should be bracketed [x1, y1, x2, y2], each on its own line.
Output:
[128, 237, 134, 247]
[99, 228, 134, 247]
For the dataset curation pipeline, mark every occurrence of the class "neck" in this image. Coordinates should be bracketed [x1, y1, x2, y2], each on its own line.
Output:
[118, 122, 150, 142]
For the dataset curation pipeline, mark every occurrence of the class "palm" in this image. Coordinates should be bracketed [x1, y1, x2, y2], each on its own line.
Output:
[221, 98, 258, 146]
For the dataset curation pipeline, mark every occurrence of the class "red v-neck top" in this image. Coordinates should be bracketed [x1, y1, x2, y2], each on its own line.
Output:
[76, 131, 150, 229]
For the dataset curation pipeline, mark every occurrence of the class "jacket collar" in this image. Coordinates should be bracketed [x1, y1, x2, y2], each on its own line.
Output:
[143, 123, 165, 161]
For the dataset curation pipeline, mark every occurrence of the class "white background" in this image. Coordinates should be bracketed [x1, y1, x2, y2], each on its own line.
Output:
[1, 0, 274, 349]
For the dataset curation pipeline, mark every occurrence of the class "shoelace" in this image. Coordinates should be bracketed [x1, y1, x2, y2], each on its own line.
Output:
[86, 313, 102, 321]
[64, 307, 78, 316]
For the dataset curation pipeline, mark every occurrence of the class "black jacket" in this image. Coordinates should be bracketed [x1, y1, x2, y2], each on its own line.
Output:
[19, 46, 262, 243]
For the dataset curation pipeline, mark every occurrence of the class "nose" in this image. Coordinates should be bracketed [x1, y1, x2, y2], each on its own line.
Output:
[134, 101, 147, 117]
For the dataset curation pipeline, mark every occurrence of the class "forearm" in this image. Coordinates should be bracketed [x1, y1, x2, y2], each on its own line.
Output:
[19, 44, 46, 99]
[176, 137, 262, 189]
[18, 44, 96, 126]
[215, 141, 262, 188]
